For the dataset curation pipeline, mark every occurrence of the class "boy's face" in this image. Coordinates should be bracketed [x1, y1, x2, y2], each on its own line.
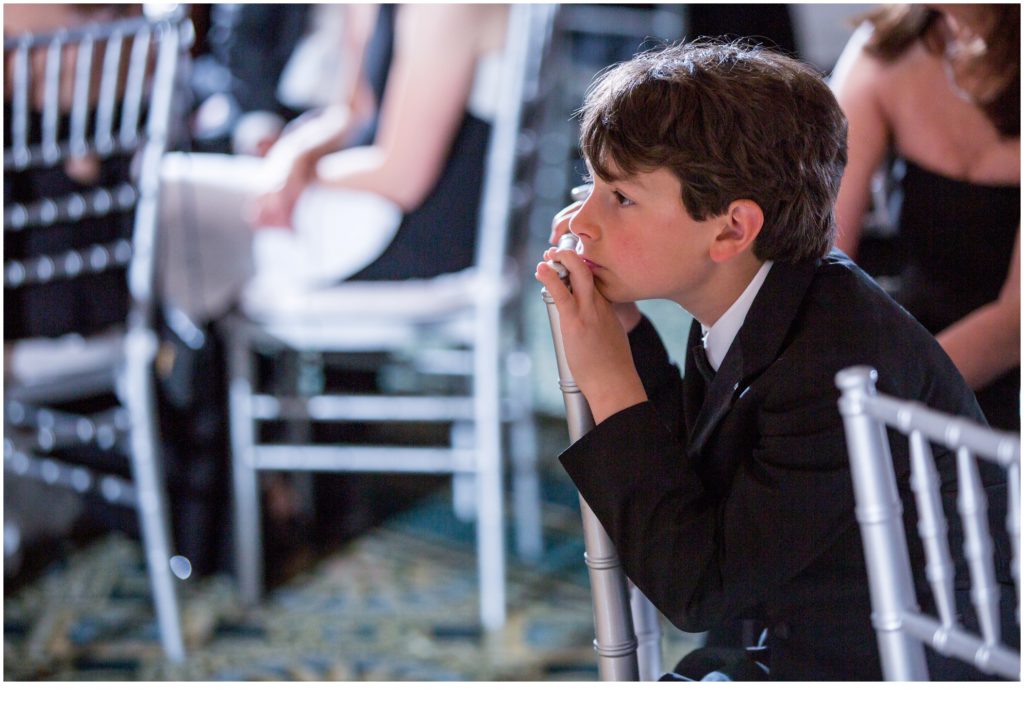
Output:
[569, 160, 721, 308]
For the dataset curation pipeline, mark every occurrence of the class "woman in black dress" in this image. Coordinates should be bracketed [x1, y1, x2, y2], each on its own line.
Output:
[831, 4, 1020, 431]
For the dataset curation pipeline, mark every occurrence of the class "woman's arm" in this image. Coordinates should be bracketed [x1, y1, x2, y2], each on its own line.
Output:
[830, 23, 893, 259]
[312, 4, 498, 212]
[937, 228, 1021, 390]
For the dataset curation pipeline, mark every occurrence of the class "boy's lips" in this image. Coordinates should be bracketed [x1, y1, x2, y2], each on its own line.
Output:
[581, 256, 602, 271]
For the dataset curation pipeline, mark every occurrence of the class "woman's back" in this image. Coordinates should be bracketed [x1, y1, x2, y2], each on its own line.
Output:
[831, 5, 1021, 431]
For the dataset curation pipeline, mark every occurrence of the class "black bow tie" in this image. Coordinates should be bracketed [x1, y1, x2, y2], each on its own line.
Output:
[692, 343, 717, 385]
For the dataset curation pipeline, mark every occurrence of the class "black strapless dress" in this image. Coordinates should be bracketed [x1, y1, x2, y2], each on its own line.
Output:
[894, 158, 1020, 431]
[346, 3, 490, 282]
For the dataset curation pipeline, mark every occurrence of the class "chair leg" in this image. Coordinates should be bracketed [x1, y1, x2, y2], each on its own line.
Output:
[506, 348, 543, 562]
[474, 309, 506, 631]
[122, 324, 186, 662]
[629, 582, 664, 681]
[226, 321, 264, 606]
[283, 351, 318, 527]
[451, 424, 477, 523]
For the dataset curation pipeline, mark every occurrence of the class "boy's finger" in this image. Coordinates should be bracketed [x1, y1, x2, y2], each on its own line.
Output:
[548, 249, 595, 306]
[549, 201, 582, 244]
[535, 260, 577, 314]
[553, 200, 582, 220]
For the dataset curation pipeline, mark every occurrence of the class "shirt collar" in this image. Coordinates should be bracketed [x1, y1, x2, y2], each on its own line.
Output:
[700, 261, 774, 371]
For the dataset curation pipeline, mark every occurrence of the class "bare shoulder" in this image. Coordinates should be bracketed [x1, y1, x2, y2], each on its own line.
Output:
[830, 24, 894, 102]
[871, 40, 942, 100]
[879, 39, 1017, 182]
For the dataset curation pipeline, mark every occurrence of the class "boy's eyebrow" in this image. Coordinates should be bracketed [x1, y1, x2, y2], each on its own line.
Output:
[607, 170, 649, 192]
[587, 159, 647, 190]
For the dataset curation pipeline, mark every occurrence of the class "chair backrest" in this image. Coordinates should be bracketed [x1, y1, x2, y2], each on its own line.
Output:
[4, 11, 193, 663]
[4, 9, 191, 336]
[836, 366, 1021, 680]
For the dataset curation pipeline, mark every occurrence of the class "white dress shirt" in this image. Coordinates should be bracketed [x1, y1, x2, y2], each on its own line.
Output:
[700, 261, 774, 371]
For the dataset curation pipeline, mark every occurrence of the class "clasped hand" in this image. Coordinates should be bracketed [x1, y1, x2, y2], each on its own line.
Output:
[535, 201, 647, 425]
[245, 150, 315, 230]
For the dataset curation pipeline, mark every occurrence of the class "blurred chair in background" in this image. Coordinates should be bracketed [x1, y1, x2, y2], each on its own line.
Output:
[3, 7, 193, 661]
[837, 366, 1019, 680]
[156, 4, 556, 629]
[224, 3, 556, 632]
[156, 4, 493, 584]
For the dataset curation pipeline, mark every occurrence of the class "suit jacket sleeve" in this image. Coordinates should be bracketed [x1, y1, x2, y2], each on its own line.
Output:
[626, 315, 686, 434]
[560, 318, 860, 632]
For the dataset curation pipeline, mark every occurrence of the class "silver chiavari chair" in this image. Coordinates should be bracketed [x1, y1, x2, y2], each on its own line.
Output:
[3, 10, 192, 661]
[836, 366, 1021, 680]
[223, 4, 558, 632]
[542, 228, 664, 681]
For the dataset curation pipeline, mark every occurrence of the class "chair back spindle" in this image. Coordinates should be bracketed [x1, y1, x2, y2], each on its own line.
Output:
[907, 430, 957, 628]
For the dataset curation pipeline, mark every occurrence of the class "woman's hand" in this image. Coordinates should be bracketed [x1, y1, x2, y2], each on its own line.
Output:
[245, 150, 316, 230]
[536, 245, 647, 424]
[245, 104, 359, 230]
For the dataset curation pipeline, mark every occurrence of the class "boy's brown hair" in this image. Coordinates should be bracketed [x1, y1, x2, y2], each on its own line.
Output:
[578, 40, 848, 263]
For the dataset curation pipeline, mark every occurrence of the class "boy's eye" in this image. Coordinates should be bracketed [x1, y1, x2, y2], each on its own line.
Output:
[613, 190, 635, 206]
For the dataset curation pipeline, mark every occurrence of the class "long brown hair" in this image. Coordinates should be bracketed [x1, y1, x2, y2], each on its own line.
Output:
[859, 4, 1019, 136]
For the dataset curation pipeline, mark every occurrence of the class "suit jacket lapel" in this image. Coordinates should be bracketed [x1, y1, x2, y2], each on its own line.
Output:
[686, 257, 821, 457]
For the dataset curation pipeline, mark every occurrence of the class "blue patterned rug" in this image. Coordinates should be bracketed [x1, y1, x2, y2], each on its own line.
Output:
[4, 464, 700, 681]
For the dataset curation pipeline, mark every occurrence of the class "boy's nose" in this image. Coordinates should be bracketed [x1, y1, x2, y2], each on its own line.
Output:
[568, 201, 598, 241]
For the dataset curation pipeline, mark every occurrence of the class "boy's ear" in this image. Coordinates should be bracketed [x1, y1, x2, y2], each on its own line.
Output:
[709, 199, 764, 263]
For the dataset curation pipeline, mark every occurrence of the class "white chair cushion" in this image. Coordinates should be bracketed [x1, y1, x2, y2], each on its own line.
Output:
[240, 265, 519, 324]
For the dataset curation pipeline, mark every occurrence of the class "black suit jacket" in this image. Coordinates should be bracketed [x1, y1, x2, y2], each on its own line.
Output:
[560, 252, 1015, 680]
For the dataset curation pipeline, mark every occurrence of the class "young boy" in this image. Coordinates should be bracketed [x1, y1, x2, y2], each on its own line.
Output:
[535, 41, 1015, 681]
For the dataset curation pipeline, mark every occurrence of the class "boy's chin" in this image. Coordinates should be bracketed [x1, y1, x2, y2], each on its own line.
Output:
[606, 296, 638, 305]
[598, 288, 638, 306]
[594, 281, 632, 304]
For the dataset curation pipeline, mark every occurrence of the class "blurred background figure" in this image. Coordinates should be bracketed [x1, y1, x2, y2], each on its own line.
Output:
[831, 4, 1020, 431]
[156, 4, 510, 578]
[188, 3, 307, 154]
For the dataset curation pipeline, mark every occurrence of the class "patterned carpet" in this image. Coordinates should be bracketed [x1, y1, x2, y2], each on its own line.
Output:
[4, 449, 701, 682]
